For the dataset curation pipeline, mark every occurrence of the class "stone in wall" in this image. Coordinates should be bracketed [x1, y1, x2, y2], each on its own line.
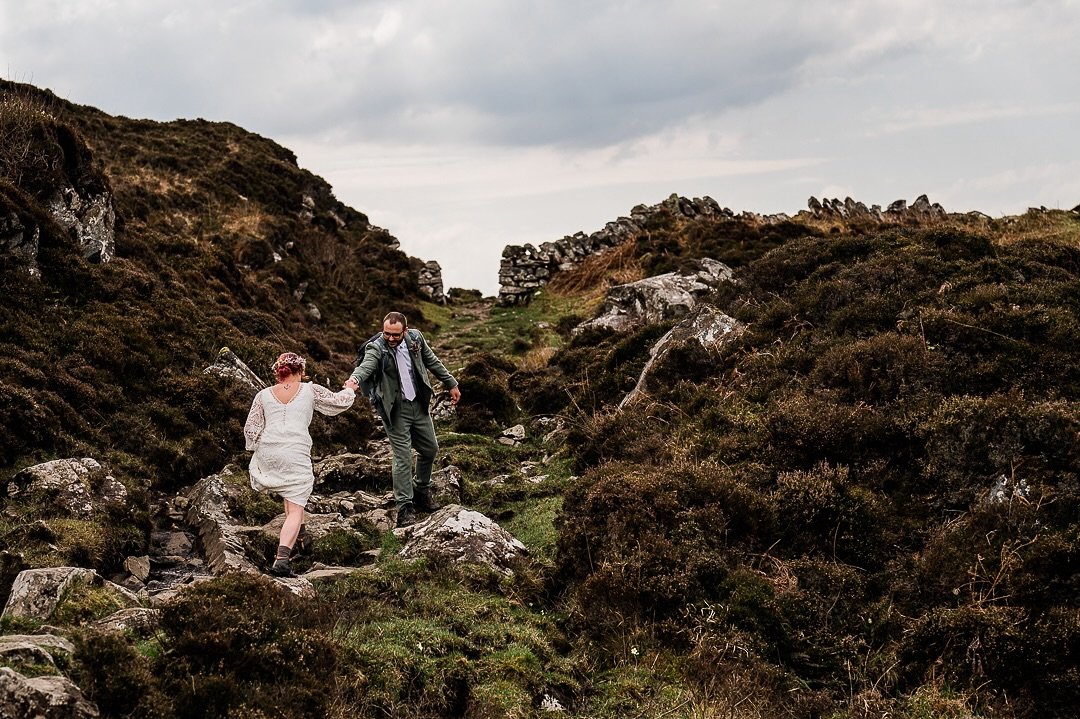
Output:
[418, 260, 445, 303]
[806, 194, 947, 224]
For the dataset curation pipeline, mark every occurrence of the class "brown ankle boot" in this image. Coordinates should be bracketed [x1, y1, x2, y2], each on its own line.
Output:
[270, 558, 297, 578]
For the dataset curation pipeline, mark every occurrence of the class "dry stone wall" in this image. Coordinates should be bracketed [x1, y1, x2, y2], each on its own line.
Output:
[497, 193, 960, 306]
[497, 194, 785, 306]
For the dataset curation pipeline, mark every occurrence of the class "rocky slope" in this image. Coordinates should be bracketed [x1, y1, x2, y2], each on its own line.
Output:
[4, 77, 1080, 719]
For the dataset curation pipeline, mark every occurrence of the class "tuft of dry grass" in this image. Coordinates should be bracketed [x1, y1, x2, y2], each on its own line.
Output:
[221, 201, 269, 239]
[517, 345, 558, 370]
[546, 240, 644, 297]
[0, 88, 61, 191]
[116, 166, 195, 197]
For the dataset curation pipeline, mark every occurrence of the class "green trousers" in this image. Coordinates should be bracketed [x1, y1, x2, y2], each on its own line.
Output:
[385, 397, 439, 507]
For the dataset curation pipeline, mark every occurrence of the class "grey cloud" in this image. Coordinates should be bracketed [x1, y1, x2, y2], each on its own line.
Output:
[285, 3, 842, 147]
[2, 1, 858, 148]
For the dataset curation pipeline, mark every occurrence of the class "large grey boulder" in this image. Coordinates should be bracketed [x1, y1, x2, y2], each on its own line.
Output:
[0, 641, 56, 667]
[184, 467, 260, 575]
[0, 667, 99, 718]
[4, 458, 127, 519]
[397, 505, 528, 576]
[1, 567, 99, 621]
[430, 465, 464, 507]
[93, 607, 160, 636]
[257, 512, 352, 544]
[0, 634, 75, 659]
[574, 258, 735, 335]
[620, 304, 745, 409]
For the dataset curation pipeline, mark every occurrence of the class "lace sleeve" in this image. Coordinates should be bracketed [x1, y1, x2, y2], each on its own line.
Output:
[312, 384, 356, 416]
[244, 392, 266, 450]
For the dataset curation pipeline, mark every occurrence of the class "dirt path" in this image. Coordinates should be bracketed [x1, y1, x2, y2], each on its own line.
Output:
[427, 297, 496, 371]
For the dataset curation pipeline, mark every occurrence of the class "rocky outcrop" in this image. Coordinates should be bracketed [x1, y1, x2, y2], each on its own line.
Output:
[0, 668, 99, 719]
[3, 458, 127, 520]
[0, 640, 59, 668]
[184, 468, 261, 575]
[497, 194, 791, 306]
[497, 424, 527, 446]
[46, 186, 116, 263]
[397, 505, 528, 576]
[574, 258, 735, 335]
[0, 567, 134, 622]
[93, 607, 160, 636]
[805, 194, 948, 224]
[202, 346, 267, 394]
[619, 303, 746, 409]
[313, 450, 389, 492]
[0, 634, 75, 660]
[430, 465, 464, 507]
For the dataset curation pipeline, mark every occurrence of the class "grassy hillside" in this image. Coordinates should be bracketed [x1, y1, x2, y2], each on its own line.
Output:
[0, 79, 428, 489]
[3, 77, 1080, 718]
[537, 213, 1080, 717]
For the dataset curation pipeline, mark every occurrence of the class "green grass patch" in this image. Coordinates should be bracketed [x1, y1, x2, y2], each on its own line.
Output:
[51, 580, 132, 626]
[321, 558, 578, 717]
[502, 495, 562, 561]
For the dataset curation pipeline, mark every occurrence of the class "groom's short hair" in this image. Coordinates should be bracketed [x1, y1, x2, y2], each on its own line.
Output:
[383, 311, 408, 327]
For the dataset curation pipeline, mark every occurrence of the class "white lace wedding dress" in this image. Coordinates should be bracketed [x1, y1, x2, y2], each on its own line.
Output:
[243, 382, 355, 506]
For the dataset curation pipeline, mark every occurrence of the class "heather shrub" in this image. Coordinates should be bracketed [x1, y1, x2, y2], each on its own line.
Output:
[911, 499, 1048, 608]
[916, 393, 1080, 504]
[810, 333, 942, 404]
[763, 391, 910, 469]
[770, 462, 893, 568]
[555, 321, 670, 412]
[511, 365, 572, 415]
[454, 354, 519, 434]
[556, 460, 772, 641]
[897, 605, 1080, 719]
[155, 574, 338, 719]
[565, 404, 680, 472]
[0, 88, 105, 199]
[73, 630, 172, 718]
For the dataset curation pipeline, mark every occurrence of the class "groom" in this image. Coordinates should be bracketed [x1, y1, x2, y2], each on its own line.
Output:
[349, 311, 461, 527]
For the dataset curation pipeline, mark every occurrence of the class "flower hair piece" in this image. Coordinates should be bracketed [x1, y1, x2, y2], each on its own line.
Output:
[271, 352, 306, 374]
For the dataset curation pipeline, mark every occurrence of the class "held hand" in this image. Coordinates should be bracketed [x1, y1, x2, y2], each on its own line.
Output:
[449, 386, 461, 405]
[344, 377, 359, 391]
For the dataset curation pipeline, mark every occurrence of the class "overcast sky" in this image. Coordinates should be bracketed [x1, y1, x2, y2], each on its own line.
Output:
[3, 1, 1079, 294]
